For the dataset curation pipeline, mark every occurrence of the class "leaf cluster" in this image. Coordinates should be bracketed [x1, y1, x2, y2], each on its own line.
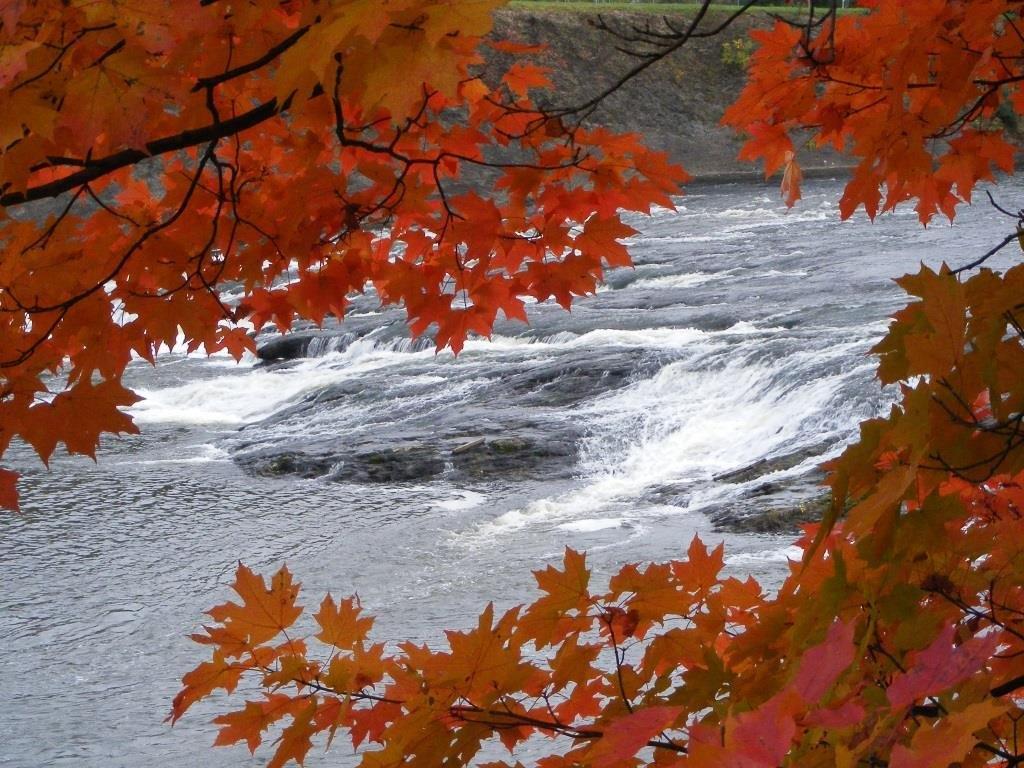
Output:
[0, 0, 684, 507]
[4, 2, 1024, 765]
[723, 0, 1023, 217]
[174, 3, 1024, 766]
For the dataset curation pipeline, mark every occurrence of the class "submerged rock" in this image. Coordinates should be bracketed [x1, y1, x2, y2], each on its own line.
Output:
[256, 330, 357, 361]
[255, 321, 433, 362]
[708, 444, 835, 533]
[712, 442, 832, 485]
[340, 445, 446, 483]
[716, 494, 830, 534]
[499, 350, 650, 407]
[238, 450, 338, 478]
[236, 444, 444, 483]
[233, 429, 580, 485]
[256, 333, 316, 361]
[450, 436, 576, 480]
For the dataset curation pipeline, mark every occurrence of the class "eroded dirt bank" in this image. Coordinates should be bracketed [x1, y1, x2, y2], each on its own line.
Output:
[493, 8, 849, 180]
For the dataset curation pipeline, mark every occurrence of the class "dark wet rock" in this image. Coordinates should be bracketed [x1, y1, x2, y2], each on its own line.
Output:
[713, 459, 770, 484]
[336, 445, 446, 483]
[237, 444, 444, 483]
[255, 318, 433, 362]
[713, 442, 832, 485]
[238, 451, 338, 479]
[234, 428, 580, 485]
[256, 330, 359, 361]
[256, 332, 317, 361]
[450, 436, 577, 480]
[707, 466, 852, 535]
[717, 494, 831, 534]
[643, 483, 689, 505]
[500, 349, 652, 407]
[491, 437, 530, 454]
[749, 482, 785, 497]
[708, 444, 836, 533]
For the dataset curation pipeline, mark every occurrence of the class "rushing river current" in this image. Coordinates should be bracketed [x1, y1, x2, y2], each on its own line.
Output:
[2, 177, 1022, 767]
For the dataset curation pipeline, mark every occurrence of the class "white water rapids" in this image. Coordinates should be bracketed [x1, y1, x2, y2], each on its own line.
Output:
[2, 177, 1022, 766]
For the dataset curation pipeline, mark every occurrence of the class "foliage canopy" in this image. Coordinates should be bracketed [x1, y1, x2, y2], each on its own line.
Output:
[3, 1, 1024, 766]
[0, 0, 682, 508]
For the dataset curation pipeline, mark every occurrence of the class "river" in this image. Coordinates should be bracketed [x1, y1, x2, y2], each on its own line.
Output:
[1, 177, 1019, 766]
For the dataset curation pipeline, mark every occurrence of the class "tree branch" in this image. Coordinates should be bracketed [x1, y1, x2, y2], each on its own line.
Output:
[0, 95, 294, 208]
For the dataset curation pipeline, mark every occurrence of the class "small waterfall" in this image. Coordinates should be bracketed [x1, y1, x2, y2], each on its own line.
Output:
[301, 332, 433, 358]
[306, 332, 356, 357]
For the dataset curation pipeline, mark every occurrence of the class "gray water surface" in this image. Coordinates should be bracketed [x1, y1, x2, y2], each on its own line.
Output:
[2, 178, 1021, 767]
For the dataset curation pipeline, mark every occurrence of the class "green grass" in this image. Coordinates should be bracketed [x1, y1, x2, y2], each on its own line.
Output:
[507, 2, 862, 15]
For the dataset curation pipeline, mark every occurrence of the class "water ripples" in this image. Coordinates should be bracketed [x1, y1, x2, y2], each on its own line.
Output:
[4, 177, 1023, 766]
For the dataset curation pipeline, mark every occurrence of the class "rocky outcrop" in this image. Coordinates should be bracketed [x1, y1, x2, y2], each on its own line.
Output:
[450, 435, 577, 479]
[711, 441, 832, 485]
[703, 443, 835, 532]
[717, 494, 830, 534]
[256, 331, 342, 361]
[235, 431, 580, 484]
[255, 327, 433, 362]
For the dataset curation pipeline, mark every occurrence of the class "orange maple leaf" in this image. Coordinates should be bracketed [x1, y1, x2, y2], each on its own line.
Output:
[0, 468, 19, 511]
[574, 215, 637, 269]
[170, 650, 246, 723]
[585, 706, 683, 768]
[206, 564, 303, 650]
[213, 694, 296, 753]
[314, 594, 373, 651]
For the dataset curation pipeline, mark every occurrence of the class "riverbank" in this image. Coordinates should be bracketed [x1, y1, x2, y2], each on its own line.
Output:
[492, 7, 852, 181]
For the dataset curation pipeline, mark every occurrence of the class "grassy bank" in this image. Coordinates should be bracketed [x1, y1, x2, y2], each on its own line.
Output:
[508, 2, 862, 15]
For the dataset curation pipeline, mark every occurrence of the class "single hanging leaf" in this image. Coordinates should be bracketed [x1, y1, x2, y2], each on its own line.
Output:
[583, 706, 682, 768]
[170, 650, 245, 723]
[267, 700, 317, 768]
[573, 215, 638, 269]
[0, 468, 19, 511]
[519, 547, 592, 646]
[780, 151, 802, 208]
[212, 695, 295, 753]
[792, 619, 856, 702]
[206, 564, 303, 650]
[314, 594, 373, 651]
[887, 625, 1001, 709]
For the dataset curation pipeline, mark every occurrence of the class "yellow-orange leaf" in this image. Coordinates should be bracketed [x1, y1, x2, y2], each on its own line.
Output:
[314, 594, 373, 651]
[207, 564, 303, 649]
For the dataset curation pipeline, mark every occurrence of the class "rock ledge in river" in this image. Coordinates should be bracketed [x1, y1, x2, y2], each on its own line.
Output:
[451, 436, 576, 479]
[234, 433, 578, 484]
[714, 494, 830, 534]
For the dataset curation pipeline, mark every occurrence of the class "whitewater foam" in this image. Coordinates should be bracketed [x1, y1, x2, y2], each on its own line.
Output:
[630, 272, 725, 290]
[129, 354, 382, 425]
[557, 518, 625, 532]
[433, 490, 488, 512]
[726, 545, 803, 566]
[113, 444, 231, 466]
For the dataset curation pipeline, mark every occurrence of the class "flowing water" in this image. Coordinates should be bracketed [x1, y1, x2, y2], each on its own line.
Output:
[2, 177, 1020, 767]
